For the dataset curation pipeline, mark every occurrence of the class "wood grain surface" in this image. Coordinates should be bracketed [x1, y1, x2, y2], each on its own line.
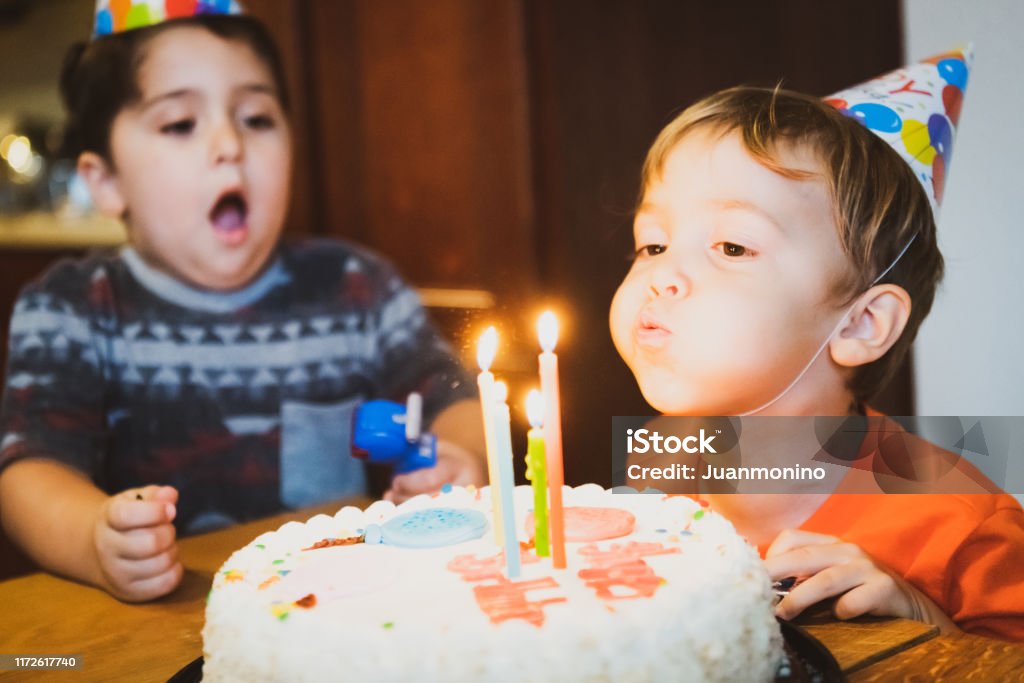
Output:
[0, 499, 360, 682]
[848, 632, 1024, 682]
[802, 611, 939, 673]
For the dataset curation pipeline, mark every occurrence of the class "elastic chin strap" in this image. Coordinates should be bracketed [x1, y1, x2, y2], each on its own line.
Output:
[738, 233, 918, 417]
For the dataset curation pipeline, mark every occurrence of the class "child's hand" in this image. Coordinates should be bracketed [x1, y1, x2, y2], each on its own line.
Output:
[764, 529, 959, 633]
[384, 440, 486, 503]
[93, 485, 183, 603]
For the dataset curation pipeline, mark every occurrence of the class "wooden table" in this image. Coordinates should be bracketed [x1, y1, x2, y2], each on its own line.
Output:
[2, 500, 1022, 682]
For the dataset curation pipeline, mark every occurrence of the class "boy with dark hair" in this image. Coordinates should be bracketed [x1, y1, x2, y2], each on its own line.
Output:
[0, 0, 485, 602]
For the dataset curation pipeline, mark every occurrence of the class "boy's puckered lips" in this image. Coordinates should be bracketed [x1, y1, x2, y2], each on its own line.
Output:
[635, 308, 672, 346]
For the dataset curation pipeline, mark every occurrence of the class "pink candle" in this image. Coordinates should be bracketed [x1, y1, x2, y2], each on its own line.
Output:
[476, 327, 504, 543]
[537, 311, 566, 568]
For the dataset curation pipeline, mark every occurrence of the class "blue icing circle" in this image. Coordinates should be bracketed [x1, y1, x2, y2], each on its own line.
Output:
[381, 508, 488, 548]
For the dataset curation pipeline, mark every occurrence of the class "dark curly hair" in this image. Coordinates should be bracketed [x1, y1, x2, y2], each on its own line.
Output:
[59, 14, 290, 163]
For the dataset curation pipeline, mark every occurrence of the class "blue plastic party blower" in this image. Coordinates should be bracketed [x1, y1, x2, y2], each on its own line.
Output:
[351, 393, 437, 473]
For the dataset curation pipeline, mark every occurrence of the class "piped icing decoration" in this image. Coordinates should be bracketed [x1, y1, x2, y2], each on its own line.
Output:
[379, 508, 488, 549]
[448, 548, 540, 583]
[447, 549, 561, 626]
[577, 542, 680, 601]
[364, 524, 382, 545]
[525, 506, 635, 543]
[302, 535, 363, 551]
[472, 578, 567, 627]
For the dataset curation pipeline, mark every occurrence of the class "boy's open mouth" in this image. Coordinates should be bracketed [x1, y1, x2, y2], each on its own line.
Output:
[209, 190, 249, 244]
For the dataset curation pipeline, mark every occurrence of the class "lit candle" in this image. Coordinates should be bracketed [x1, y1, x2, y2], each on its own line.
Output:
[476, 327, 504, 544]
[537, 311, 566, 568]
[524, 389, 549, 557]
[493, 381, 520, 578]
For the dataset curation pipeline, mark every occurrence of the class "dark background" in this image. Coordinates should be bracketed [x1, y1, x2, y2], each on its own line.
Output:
[0, 0, 908, 578]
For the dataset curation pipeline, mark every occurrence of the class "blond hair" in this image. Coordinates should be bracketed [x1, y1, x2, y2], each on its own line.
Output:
[642, 86, 943, 406]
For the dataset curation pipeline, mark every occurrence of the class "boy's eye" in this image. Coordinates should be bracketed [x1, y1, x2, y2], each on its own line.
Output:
[634, 244, 667, 260]
[244, 114, 276, 130]
[718, 242, 753, 258]
[160, 119, 195, 135]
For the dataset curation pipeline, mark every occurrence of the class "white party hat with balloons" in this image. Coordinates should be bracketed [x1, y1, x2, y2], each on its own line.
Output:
[825, 46, 972, 217]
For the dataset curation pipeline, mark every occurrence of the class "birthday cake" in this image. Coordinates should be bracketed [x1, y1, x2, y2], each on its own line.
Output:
[203, 485, 782, 682]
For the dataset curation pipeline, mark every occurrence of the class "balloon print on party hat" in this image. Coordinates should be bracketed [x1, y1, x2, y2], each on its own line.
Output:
[93, 0, 244, 40]
[825, 45, 972, 218]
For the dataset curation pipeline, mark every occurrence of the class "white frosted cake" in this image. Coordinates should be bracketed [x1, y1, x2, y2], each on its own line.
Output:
[203, 485, 782, 682]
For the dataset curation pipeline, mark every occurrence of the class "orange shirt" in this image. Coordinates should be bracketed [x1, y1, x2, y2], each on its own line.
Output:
[663, 412, 1024, 639]
[797, 491, 1024, 641]
[769, 413, 1024, 641]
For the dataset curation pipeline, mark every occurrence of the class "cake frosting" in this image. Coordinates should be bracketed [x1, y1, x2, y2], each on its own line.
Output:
[203, 485, 782, 682]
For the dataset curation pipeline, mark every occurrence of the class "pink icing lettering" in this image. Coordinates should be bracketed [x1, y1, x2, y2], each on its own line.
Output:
[448, 549, 562, 626]
[577, 541, 680, 601]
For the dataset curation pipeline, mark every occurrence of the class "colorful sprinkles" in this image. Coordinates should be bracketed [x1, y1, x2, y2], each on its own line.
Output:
[222, 569, 244, 583]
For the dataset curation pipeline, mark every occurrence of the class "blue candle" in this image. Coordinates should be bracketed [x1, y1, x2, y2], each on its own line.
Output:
[492, 382, 520, 578]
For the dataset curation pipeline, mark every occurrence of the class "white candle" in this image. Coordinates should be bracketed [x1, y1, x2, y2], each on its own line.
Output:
[476, 326, 504, 543]
[493, 381, 520, 578]
[537, 311, 566, 568]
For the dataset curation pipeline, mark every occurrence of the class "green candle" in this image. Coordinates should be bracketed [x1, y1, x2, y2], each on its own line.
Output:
[525, 389, 549, 557]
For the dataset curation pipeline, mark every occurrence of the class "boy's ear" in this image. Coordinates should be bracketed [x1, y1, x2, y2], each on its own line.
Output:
[829, 285, 912, 368]
[77, 152, 126, 218]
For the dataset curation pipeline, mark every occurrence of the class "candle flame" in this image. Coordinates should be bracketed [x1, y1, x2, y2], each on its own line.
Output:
[494, 381, 509, 404]
[526, 389, 545, 429]
[477, 326, 498, 371]
[538, 311, 558, 352]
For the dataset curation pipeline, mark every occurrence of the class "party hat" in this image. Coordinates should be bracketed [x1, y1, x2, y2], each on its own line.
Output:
[825, 46, 972, 217]
[93, 0, 244, 40]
